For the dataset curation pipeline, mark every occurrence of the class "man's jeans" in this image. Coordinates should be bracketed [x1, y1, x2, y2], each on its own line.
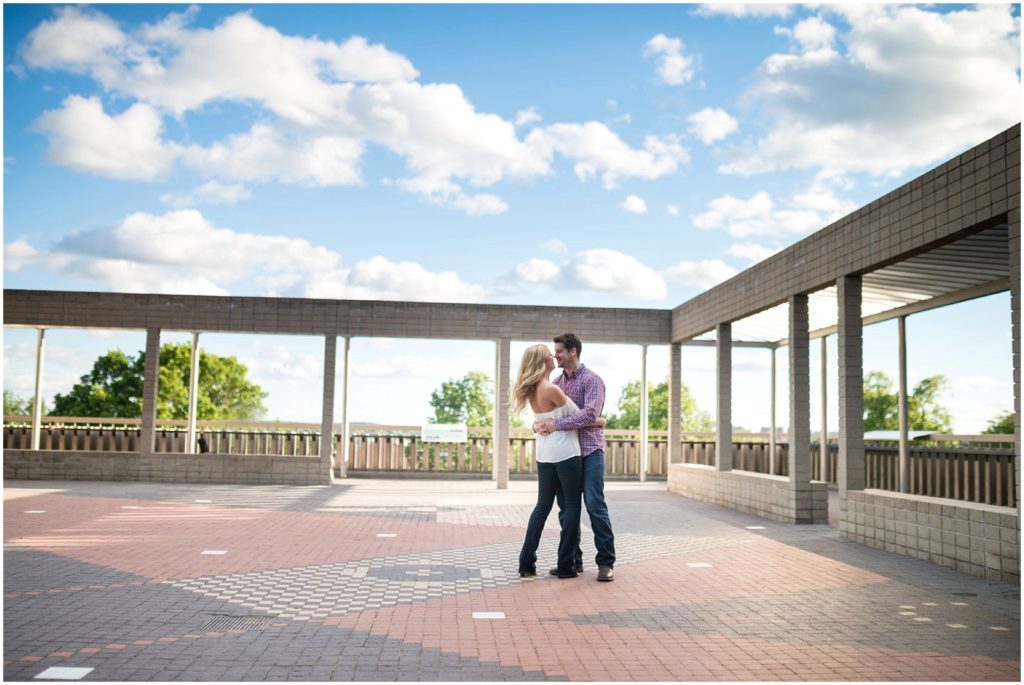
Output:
[555, 449, 616, 568]
[519, 456, 583, 575]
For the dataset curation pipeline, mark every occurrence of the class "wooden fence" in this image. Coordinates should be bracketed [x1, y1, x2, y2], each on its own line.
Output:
[4, 417, 1015, 505]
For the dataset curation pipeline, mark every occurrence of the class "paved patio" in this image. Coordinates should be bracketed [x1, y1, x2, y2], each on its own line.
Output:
[3, 478, 1020, 682]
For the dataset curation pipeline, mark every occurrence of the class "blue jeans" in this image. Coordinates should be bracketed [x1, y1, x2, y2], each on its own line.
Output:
[519, 456, 583, 575]
[556, 449, 616, 568]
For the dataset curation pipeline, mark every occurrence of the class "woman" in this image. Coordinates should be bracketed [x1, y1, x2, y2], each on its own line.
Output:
[511, 344, 604, 579]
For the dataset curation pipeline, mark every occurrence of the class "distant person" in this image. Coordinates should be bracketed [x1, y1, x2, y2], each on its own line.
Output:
[533, 332, 616, 582]
[197, 434, 210, 454]
[511, 344, 605, 579]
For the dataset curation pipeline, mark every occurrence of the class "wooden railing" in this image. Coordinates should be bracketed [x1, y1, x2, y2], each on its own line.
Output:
[4, 417, 1015, 504]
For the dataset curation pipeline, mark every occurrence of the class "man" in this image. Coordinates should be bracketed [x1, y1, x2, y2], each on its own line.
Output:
[533, 332, 616, 582]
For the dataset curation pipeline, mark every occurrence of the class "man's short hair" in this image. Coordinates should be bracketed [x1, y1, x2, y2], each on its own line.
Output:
[553, 332, 582, 358]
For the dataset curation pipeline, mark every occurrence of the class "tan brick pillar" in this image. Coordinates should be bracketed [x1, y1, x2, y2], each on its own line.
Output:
[788, 294, 813, 522]
[715, 323, 732, 471]
[837, 275, 866, 498]
[493, 338, 510, 489]
[667, 343, 682, 465]
[140, 327, 161, 458]
[1009, 201, 1020, 514]
[337, 336, 351, 478]
[320, 335, 337, 484]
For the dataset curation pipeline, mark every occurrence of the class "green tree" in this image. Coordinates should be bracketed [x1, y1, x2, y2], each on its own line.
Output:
[862, 370, 953, 432]
[4, 389, 44, 417]
[429, 371, 494, 427]
[50, 343, 267, 420]
[605, 378, 714, 431]
[982, 411, 1015, 435]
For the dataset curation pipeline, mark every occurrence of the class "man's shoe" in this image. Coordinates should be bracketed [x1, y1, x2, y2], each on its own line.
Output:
[518, 568, 536, 578]
[597, 565, 614, 582]
[549, 564, 583, 576]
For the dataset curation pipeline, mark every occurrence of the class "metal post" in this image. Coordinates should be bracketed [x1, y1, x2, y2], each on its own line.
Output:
[320, 335, 337, 483]
[898, 315, 909, 493]
[338, 336, 351, 478]
[820, 336, 828, 483]
[639, 344, 649, 482]
[769, 345, 777, 476]
[186, 332, 200, 454]
[30, 328, 45, 451]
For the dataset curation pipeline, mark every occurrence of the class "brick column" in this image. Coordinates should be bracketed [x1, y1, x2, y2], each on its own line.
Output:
[837, 275, 866, 497]
[140, 327, 161, 458]
[1009, 202, 1020, 514]
[493, 338, 510, 489]
[769, 345, 777, 475]
[667, 343, 681, 465]
[715, 322, 732, 471]
[788, 294, 813, 522]
[320, 335, 337, 483]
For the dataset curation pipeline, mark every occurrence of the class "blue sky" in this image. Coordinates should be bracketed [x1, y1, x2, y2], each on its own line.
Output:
[3, 3, 1020, 432]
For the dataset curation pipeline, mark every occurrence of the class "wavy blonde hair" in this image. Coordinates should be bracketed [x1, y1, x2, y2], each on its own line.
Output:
[510, 344, 552, 416]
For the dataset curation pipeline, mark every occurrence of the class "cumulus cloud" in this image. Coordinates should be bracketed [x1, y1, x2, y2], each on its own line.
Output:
[666, 204, 679, 216]
[687, 108, 739, 143]
[514, 258, 561, 284]
[693, 173, 857, 238]
[302, 255, 486, 303]
[619, 195, 648, 214]
[34, 96, 179, 180]
[541, 238, 568, 254]
[182, 124, 364, 186]
[570, 249, 667, 300]
[725, 242, 783, 264]
[160, 180, 252, 207]
[694, 4, 794, 19]
[720, 4, 1021, 176]
[527, 123, 689, 189]
[643, 34, 697, 85]
[4, 239, 39, 272]
[663, 259, 738, 290]
[18, 7, 696, 215]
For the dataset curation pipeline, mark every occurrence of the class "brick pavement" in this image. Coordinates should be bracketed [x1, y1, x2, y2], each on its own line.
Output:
[4, 479, 1020, 681]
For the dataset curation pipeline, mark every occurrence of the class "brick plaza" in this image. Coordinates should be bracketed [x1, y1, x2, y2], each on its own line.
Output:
[4, 478, 1020, 681]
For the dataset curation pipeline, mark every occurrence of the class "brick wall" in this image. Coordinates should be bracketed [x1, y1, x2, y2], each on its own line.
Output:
[841, 490, 1019, 584]
[3, 450, 331, 485]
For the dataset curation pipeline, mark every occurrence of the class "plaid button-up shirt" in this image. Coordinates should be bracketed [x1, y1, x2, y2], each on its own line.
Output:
[552, 363, 605, 455]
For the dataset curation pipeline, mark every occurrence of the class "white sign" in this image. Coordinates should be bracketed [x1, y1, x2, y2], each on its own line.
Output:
[421, 424, 468, 443]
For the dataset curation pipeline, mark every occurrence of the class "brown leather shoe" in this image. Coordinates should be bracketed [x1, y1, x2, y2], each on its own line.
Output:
[597, 565, 614, 582]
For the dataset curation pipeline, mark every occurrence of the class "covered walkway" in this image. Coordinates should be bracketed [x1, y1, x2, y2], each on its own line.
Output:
[4, 479, 1019, 681]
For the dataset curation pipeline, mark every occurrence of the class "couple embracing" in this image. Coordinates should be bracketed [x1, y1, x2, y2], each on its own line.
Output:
[510, 333, 616, 582]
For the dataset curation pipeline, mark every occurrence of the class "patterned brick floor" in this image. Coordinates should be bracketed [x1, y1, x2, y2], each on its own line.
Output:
[4, 479, 1020, 681]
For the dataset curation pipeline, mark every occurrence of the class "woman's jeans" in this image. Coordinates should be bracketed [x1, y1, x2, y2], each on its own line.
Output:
[519, 455, 583, 575]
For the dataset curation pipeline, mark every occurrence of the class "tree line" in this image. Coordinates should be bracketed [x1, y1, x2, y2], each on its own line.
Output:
[3, 345, 1015, 435]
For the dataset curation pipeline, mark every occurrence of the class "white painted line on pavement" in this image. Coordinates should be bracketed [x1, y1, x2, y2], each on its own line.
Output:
[34, 666, 94, 680]
[472, 612, 505, 619]
[200, 550, 227, 555]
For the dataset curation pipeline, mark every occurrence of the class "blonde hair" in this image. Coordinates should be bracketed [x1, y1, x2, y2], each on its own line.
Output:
[510, 344, 551, 416]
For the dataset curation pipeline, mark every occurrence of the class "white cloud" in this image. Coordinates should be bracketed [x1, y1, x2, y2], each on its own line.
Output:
[349, 354, 473, 379]
[541, 238, 568, 254]
[34, 96, 179, 181]
[4, 240, 39, 272]
[666, 204, 679, 216]
[515, 106, 542, 127]
[687, 108, 739, 143]
[527, 123, 689, 189]
[643, 34, 697, 85]
[514, 258, 561, 284]
[303, 256, 486, 303]
[721, 4, 1021, 176]
[182, 124, 364, 186]
[725, 242, 782, 264]
[694, 4, 794, 19]
[570, 249, 667, 300]
[693, 174, 856, 238]
[619, 195, 648, 214]
[19, 6, 126, 72]
[160, 180, 252, 207]
[244, 341, 323, 382]
[663, 259, 738, 289]
[449, 193, 509, 216]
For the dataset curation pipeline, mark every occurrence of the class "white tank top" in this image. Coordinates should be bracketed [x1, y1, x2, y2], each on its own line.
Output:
[534, 397, 582, 463]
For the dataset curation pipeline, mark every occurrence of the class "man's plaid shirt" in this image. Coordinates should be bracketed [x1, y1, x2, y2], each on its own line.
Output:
[552, 363, 605, 455]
